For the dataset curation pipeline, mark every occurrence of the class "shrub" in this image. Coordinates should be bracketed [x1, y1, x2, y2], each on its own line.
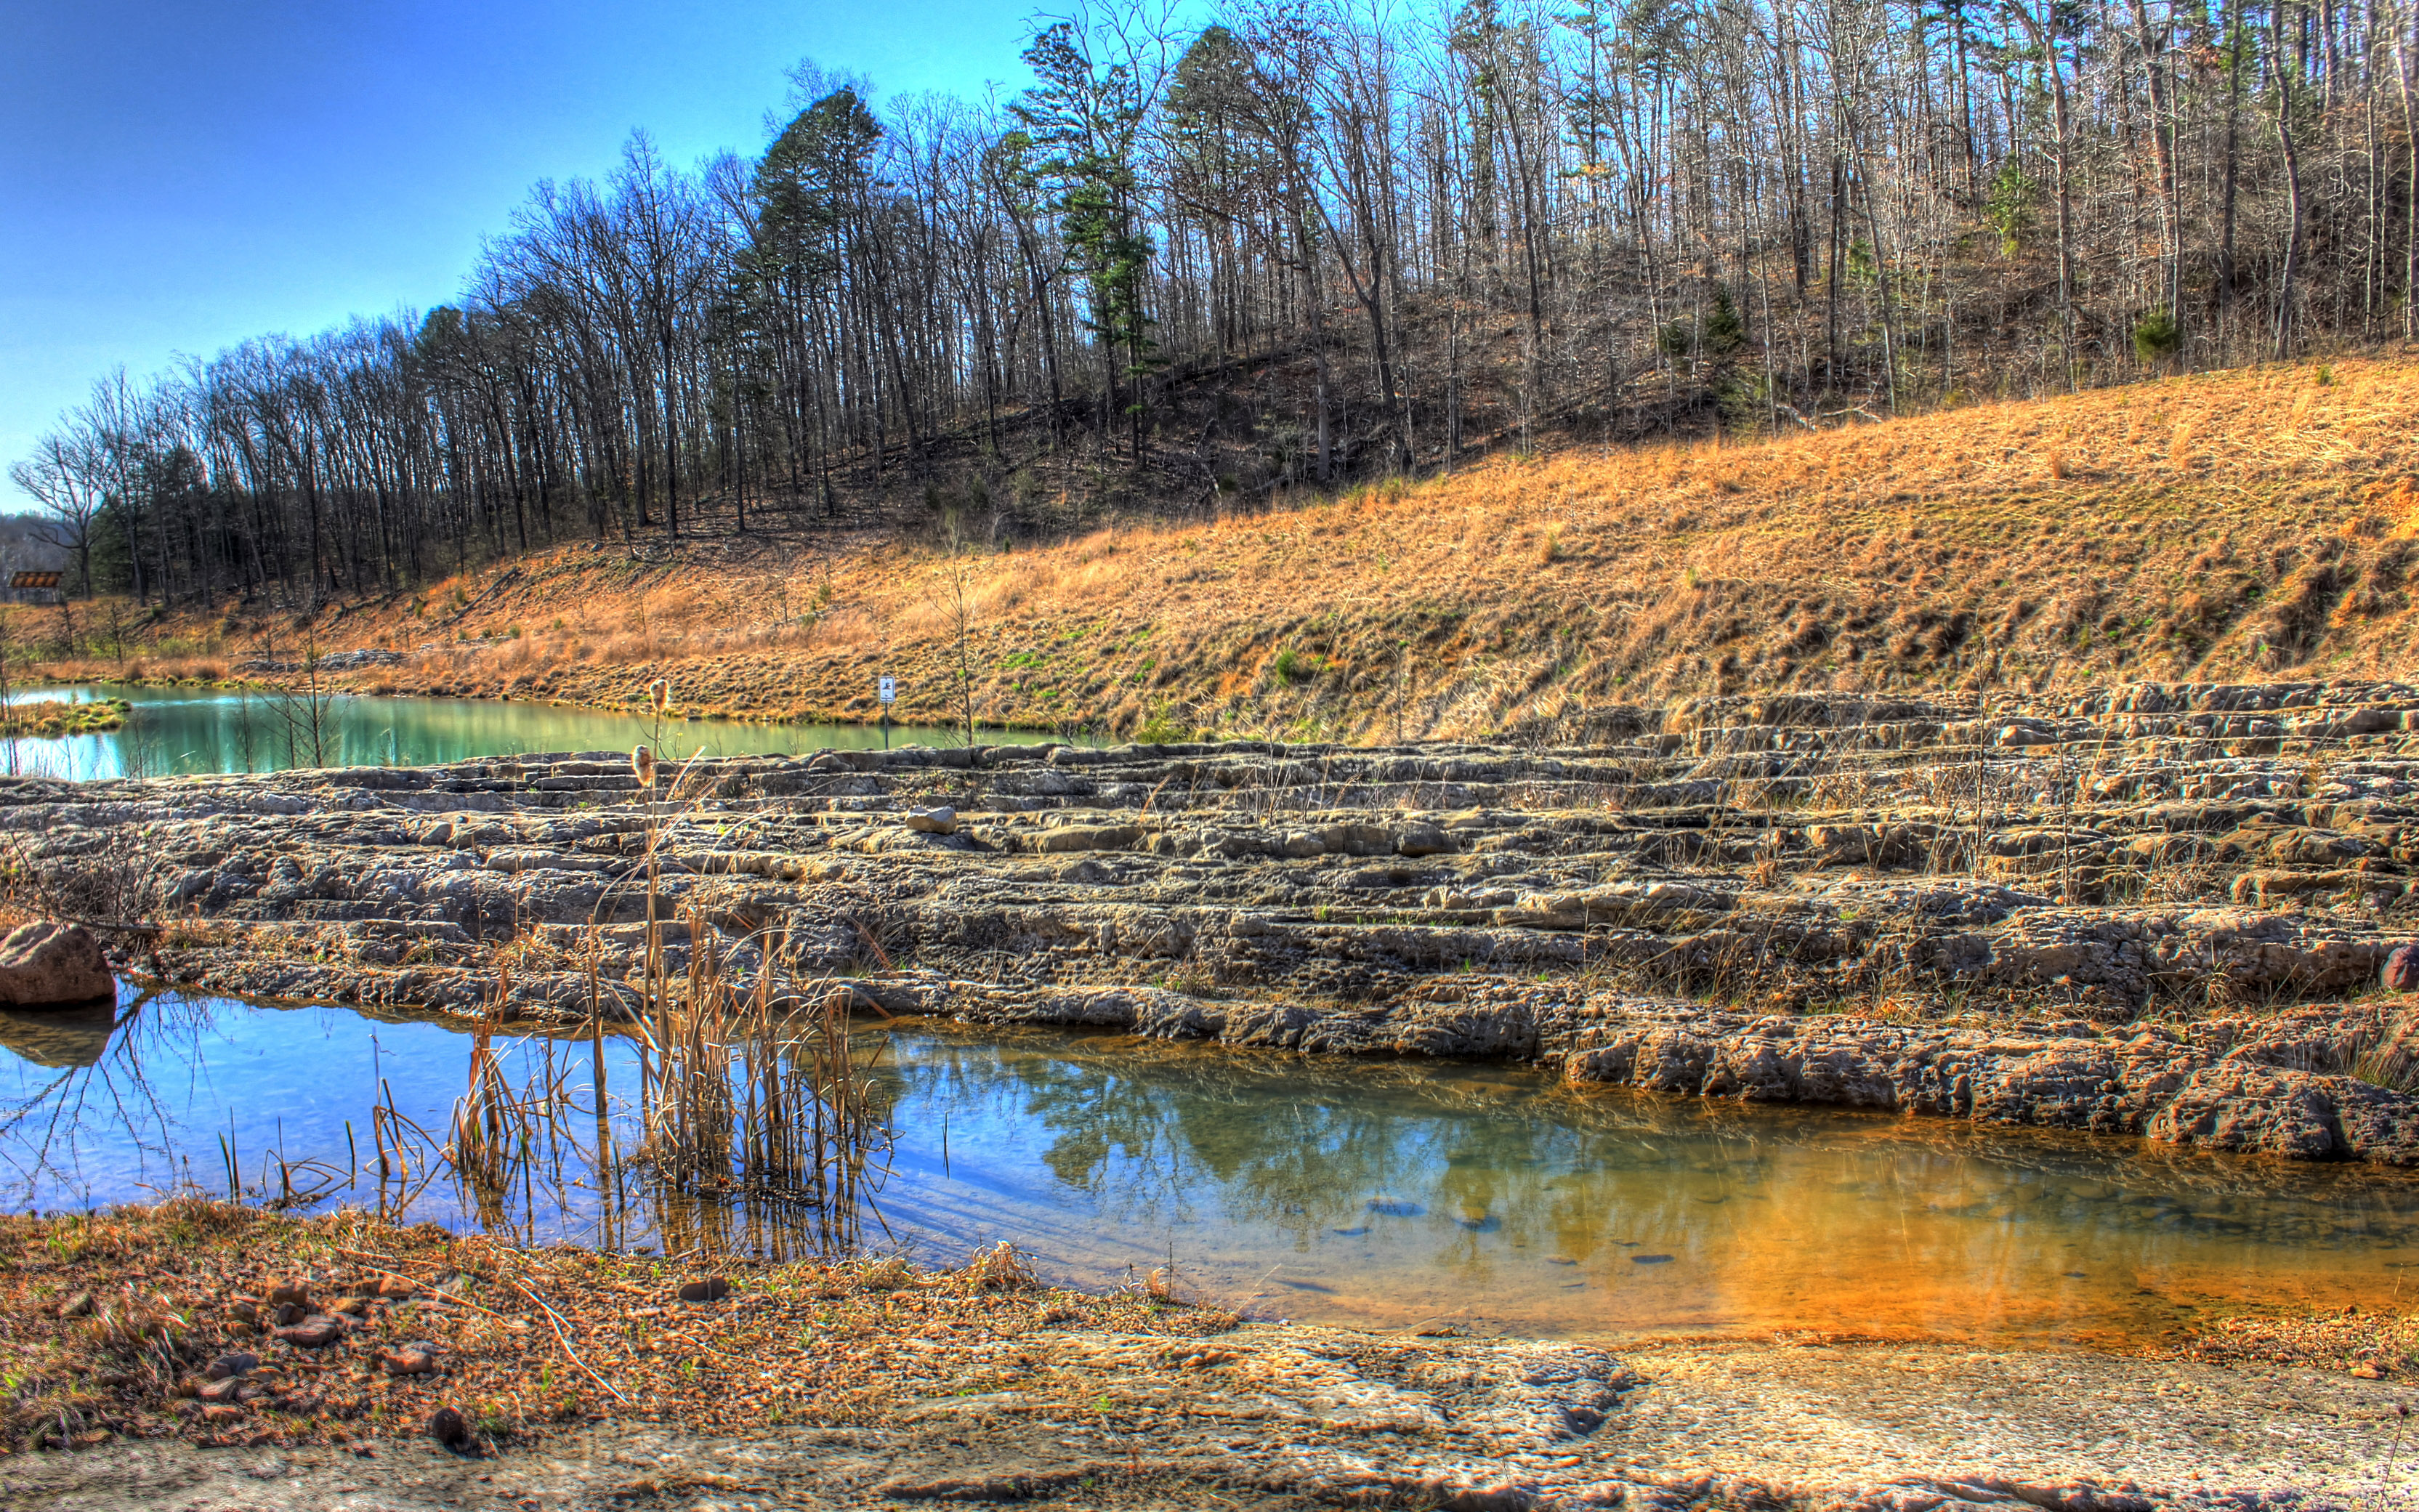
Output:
[2132, 307, 2182, 364]
[1271, 647, 1323, 685]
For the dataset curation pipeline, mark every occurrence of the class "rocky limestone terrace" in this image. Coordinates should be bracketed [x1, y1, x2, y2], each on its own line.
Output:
[9, 678, 2419, 1164]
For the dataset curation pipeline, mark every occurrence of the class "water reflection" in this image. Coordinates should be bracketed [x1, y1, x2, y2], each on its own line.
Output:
[0, 990, 882, 1262]
[0, 1002, 121, 1069]
[4, 992, 2416, 1343]
[1, 684, 1075, 780]
[875, 1033, 2419, 1341]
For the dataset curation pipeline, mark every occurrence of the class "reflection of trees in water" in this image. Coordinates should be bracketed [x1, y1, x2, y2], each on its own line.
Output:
[891, 1037, 1201, 1219]
[891, 1025, 2419, 1280]
[894, 1030, 1801, 1264]
[12, 999, 2419, 1301]
[4, 993, 395, 1212]
[0, 995, 895, 1261]
[0, 992, 221, 1201]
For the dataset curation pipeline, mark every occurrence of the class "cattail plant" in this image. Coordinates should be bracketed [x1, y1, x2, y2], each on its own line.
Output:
[353, 736, 894, 1256]
[605, 742, 895, 1251]
[631, 907, 889, 1232]
[445, 1028, 518, 1229]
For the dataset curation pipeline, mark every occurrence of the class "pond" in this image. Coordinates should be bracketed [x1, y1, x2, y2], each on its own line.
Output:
[6, 990, 2415, 1347]
[0, 685, 1065, 780]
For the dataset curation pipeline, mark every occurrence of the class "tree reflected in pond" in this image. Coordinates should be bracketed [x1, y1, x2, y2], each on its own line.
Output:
[879, 1025, 2419, 1340]
[7, 1000, 2419, 1343]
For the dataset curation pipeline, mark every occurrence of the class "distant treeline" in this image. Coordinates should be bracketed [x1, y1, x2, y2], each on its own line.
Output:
[0, 516, 68, 578]
[12, 0, 2419, 607]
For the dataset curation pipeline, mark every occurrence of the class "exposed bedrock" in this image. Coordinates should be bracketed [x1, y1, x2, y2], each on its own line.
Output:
[9, 677, 2419, 1163]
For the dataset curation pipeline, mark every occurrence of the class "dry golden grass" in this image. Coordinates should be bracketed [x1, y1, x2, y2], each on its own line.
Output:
[0, 1202, 1235, 1452]
[25, 357, 2419, 741]
[0, 698, 127, 737]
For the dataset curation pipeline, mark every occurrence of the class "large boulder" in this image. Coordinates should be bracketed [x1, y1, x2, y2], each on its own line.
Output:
[0, 923, 114, 1007]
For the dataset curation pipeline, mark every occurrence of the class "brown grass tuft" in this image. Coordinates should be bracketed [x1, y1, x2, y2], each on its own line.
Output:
[960, 1241, 1039, 1293]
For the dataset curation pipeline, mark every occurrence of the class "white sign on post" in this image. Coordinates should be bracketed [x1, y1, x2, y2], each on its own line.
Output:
[878, 675, 897, 705]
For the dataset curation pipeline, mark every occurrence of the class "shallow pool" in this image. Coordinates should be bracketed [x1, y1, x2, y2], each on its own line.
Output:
[0, 684, 1064, 780]
[4, 991, 2414, 1346]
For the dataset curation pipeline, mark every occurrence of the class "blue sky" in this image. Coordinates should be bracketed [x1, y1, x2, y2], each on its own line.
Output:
[0, 0, 1037, 506]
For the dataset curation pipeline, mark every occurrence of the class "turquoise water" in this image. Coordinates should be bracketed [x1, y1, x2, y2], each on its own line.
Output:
[0, 684, 1062, 780]
[5, 990, 2417, 1344]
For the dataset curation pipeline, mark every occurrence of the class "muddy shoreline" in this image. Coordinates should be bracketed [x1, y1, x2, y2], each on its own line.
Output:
[1, 1205, 2407, 1511]
[12, 1342, 2403, 1510]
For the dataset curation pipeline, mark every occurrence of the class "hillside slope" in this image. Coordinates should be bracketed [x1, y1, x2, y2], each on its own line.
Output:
[44, 359, 2419, 742]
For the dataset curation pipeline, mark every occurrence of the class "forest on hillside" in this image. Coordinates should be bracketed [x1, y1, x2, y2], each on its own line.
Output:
[12, 0, 2419, 610]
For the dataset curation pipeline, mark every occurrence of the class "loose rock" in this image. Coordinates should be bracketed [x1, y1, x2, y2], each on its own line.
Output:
[427, 1405, 471, 1447]
[272, 1314, 345, 1348]
[379, 1341, 440, 1376]
[0, 922, 113, 1007]
[2385, 943, 2419, 992]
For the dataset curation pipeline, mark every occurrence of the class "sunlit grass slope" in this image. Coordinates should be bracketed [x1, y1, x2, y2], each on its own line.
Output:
[45, 358, 2419, 741]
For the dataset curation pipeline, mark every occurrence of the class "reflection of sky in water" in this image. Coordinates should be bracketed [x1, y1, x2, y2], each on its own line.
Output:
[7, 992, 2418, 1345]
[0, 684, 1067, 780]
[3, 687, 109, 705]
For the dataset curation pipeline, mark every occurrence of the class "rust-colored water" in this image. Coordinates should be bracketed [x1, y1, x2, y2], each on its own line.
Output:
[877, 1028, 2419, 1346]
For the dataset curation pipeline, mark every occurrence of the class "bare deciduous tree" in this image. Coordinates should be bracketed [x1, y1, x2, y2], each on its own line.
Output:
[15, 0, 2419, 605]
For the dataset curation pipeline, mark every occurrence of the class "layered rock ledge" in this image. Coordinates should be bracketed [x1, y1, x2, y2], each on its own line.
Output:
[10, 678, 2419, 1164]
